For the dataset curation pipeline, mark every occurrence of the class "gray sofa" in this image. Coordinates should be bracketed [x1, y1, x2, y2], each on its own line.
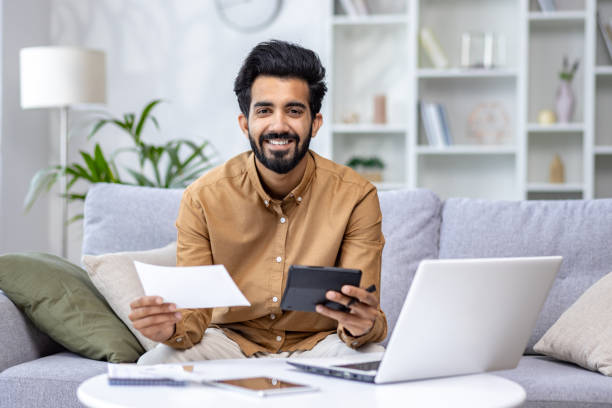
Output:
[1, 183, 611, 407]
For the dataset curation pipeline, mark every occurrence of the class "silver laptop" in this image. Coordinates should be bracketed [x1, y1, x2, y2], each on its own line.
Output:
[288, 256, 562, 384]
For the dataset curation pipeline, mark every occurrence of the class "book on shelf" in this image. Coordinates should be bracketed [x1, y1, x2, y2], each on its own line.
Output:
[537, 0, 556, 12]
[598, 12, 612, 62]
[419, 27, 448, 69]
[338, 0, 369, 17]
[438, 105, 453, 146]
[352, 0, 369, 15]
[419, 101, 453, 147]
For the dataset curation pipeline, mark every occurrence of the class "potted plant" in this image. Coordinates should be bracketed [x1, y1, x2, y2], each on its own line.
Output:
[24, 99, 219, 222]
[346, 156, 385, 183]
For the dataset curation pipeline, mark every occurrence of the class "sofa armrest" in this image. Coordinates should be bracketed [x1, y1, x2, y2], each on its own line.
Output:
[0, 291, 63, 372]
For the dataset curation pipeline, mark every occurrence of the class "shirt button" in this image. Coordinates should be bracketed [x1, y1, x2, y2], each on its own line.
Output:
[276, 336, 282, 342]
[272, 296, 278, 303]
[276, 256, 282, 263]
[297, 196, 302, 202]
[280, 217, 286, 224]
[270, 314, 276, 319]
[176, 337, 183, 343]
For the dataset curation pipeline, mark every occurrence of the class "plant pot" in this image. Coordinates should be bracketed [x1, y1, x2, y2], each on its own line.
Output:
[555, 80, 575, 123]
[358, 170, 383, 183]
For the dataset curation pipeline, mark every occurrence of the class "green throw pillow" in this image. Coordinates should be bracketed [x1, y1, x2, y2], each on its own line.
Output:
[0, 252, 144, 363]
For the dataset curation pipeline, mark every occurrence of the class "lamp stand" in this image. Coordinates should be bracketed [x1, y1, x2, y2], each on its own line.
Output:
[59, 106, 69, 259]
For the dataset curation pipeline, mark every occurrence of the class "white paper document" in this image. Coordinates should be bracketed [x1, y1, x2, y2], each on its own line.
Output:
[134, 262, 250, 309]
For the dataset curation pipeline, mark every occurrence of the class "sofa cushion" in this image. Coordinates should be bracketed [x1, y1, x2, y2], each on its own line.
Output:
[0, 352, 106, 408]
[438, 198, 612, 353]
[0, 292, 62, 372]
[0, 252, 144, 363]
[82, 183, 183, 255]
[495, 356, 612, 407]
[378, 189, 442, 343]
[534, 271, 612, 376]
[82, 242, 177, 351]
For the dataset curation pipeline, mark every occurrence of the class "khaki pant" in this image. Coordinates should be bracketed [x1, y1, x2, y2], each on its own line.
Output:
[137, 328, 384, 365]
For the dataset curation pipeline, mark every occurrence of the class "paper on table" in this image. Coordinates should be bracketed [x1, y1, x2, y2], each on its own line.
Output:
[134, 262, 250, 309]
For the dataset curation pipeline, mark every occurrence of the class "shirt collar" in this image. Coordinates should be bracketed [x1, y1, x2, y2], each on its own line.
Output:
[247, 150, 315, 207]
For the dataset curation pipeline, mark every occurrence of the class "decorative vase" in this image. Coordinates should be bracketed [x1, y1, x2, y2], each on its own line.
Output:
[549, 154, 565, 184]
[555, 80, 575, 123]
[373, 94, 387, 124]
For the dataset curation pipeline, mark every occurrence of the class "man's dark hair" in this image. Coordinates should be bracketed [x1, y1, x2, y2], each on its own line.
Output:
[234, 40, 327, 119]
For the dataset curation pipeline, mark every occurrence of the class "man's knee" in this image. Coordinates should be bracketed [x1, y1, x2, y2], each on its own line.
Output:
[137, 328, 245, 365]
[291, 334, 385, 359]
[137, 343, 177, 365]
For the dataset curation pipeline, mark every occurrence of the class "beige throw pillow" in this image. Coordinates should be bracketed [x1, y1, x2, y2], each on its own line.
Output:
[82, 242, 177, 351]
[534, 271, 612, 376]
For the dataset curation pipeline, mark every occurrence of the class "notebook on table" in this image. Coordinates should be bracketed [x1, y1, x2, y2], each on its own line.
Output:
[107, 364, 195, 386]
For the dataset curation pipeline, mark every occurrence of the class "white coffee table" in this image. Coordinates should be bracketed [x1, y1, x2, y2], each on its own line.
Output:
[78, 358, 525, 408]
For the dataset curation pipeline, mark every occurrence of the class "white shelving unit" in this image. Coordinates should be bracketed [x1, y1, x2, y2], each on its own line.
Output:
[327, 0, 612, 199]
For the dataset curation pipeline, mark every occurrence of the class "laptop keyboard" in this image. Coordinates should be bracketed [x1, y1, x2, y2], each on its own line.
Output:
[335, 360, 381, 372]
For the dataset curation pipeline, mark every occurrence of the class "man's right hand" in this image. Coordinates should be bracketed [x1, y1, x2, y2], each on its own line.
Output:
[128, 296, 182, 342]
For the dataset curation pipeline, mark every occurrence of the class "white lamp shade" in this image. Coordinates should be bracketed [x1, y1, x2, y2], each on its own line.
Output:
[20, 46, 107, 109]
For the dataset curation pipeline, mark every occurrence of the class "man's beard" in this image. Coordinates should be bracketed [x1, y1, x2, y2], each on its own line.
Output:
[249, 128, 312, 174]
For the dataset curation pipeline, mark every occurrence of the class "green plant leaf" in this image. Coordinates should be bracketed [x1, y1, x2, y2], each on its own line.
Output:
[123, 113, 135, 132]
[23, 165, 61, 212]
[163, 143, 182, 188]
[64, 193, 87, 202]
[66, 174, 80, 190]
[80, 151, 101, 181]
[67, 213, 84, 224]
[346, 157, 364, 168]
[134, 99, 162, 140]
[180, 139, 209, 160]
[171, 164, 213, 187]
[93, 144, 118, 182]
[111, 119, 132, 134]
[126, 168, 155, 187]
[165, 142, 181, 165]
[180, 142, 208, 169]
[88, 119, 110, 140]
[163, 140, 214, 187]
[109, 146, 138, 162]
[150, 116, 160, 130]
[67, 163, 95, 182]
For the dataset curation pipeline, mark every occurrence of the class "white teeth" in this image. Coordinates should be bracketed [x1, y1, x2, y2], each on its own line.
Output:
[268, 139, 289, 145]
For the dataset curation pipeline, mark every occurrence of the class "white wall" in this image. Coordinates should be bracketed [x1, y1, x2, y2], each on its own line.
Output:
[0, 0, 331, 261]
[0, 0, 52, 254]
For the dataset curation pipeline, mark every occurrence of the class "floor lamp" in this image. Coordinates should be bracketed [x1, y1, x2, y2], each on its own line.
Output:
[20, 46, 107, 258]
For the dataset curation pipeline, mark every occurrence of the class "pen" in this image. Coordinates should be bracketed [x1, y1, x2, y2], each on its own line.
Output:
[346, 284, 376, 308]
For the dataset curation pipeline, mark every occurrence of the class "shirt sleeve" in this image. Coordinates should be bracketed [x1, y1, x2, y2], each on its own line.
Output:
[163, 188, 214, 350]
[335, 183, 388, 349]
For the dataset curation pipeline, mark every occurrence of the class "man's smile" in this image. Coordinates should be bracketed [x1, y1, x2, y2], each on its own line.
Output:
[264, 138, 295, 152]
[267, 139, 290, 145]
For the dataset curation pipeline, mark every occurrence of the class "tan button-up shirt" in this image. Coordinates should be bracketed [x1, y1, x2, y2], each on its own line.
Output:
[164, 150, 387, 356]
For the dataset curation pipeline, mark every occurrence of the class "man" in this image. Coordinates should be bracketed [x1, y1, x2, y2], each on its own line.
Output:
[130, 40, 387, 364]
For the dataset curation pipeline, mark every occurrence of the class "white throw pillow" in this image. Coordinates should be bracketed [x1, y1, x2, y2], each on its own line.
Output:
[534, 271, 612, 376]
[82, 242, 177, 351]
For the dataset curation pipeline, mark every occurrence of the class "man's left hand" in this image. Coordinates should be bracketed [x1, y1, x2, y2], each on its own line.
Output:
[315, 285, 379, 337]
